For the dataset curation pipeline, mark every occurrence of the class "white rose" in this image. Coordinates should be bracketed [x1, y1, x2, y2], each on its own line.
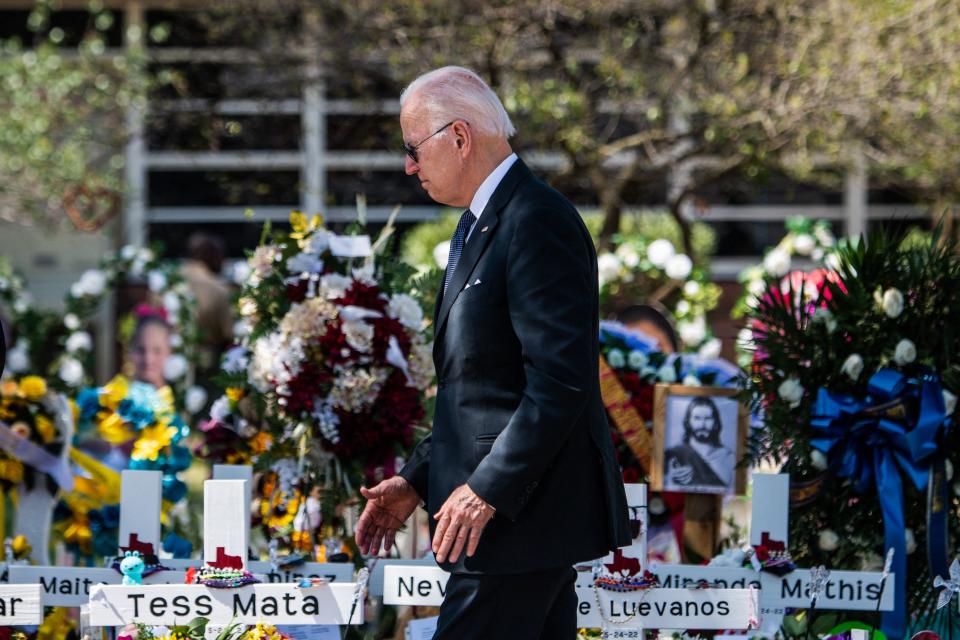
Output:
[793, 234, 815, 256]
[58, 357, 84, 387]
[343, 321, 374, 353]
[120, 245, 137, 261]
[597, 253, 622, 285]
[825, 252, 843, 271]
[778, 377, 805, 408]
[675, 300, 691, 315]
[231, 261, 252, 285]
[64, 313, 80, 330]
[665, 254, 693, 280]
[678, 316, 707, 346]
[433, 240, 451, 270]
[388, 293, 424, 331]
[320, 273, 352, 299]
[818, 529, 839, 551]
[841, 354, 864, 381]
[606, 348, 626, 369]
[810, 449, 828, 471]
[682, 374, 701, 387]
[222, 346, 250, 374]
[627, 350, 648, 370]
[698, 338, 722, 360]
[210, 395, 231, 421]
[944, 389, 957, 416]
[163, 354, 189, 380]
[233, 320, 252, 338]
[657, 363, 677, 383]
[185, 386, 208, 414]
[646, 239, 675, 268]
[169, 333, 184, 349]
[763, 248, 791, 278]
[147, 270, 167, 293]
[737, 327, 755, 350]
[619, 248, 640, 268]
[13, 294, 31, 314]
[905, 528, 916, 555]
[162, 291, 181, 316]
[893, 339, 916, 366]
[77, 269, 107, 297]
[683, 280, 701, 297]
[881, 288, 904, 318]
[65, 331, 93, 354]
[6, 341, 29, 373]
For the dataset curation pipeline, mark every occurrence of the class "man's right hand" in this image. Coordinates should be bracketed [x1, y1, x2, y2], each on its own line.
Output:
[356, 475, 421, 556]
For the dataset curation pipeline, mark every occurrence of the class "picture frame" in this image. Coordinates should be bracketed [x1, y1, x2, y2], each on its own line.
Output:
[651, 384, 748, 495]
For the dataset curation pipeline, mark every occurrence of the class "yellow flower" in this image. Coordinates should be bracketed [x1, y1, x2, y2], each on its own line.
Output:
[291, 530, 313, 552]
[19, 376, 47, 400]
[100, 375, 129, 411]
[131, 424, 178, 461]
[36, 415, 56, 443]
[250, 431, 272, 454]
[0, 380, 18, 397]
[97, 412, 135, 444]
[226, 387, 245, 402]
[0, 458, 24, 483]
[37, 607, 75, 640]
[290, 211, 324, 246]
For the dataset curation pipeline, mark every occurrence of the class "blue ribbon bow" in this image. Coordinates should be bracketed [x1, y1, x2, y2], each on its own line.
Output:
[811, 368, 947, 639]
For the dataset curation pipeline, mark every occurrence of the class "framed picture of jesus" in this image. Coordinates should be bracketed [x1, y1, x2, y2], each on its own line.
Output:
[650, 384, 748, 495]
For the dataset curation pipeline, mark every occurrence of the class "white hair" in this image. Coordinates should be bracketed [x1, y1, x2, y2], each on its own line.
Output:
[400, 66, 516, 139]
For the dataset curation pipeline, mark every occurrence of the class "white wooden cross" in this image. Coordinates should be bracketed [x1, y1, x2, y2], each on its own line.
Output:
[647, 473, 894, 626]
[210, 464, 353, 584]
[5, 470, 188, 607]
[87, 478, 366, 627]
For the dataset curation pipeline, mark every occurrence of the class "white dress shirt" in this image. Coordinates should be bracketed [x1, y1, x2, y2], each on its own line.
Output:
[465, 152, 518, 243]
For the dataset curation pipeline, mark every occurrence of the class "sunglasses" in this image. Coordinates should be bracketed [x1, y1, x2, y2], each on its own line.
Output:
[402, 120, 464, 163]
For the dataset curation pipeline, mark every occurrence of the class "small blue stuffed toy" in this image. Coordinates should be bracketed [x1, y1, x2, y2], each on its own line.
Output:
[120, 550, 145, 585]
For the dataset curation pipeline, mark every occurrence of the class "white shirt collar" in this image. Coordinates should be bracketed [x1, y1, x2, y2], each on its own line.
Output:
[469, 152, 518, 224]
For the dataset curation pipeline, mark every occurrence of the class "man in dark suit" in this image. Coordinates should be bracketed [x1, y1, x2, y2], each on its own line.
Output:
[355, 66, 631, 639]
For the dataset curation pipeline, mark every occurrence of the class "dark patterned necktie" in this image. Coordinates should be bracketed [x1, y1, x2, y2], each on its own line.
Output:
[443, 209, 475, 295]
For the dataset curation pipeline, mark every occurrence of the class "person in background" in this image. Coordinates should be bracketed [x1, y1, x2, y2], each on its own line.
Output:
[181, 232, 234, 373]
[130, 312, 173, 388]
[615, 303, 679, 353]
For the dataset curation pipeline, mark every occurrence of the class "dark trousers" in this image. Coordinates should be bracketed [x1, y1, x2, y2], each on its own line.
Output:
[433, 566, 577, 639]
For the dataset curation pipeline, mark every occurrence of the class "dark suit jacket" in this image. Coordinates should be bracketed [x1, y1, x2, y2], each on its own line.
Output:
[399, 158, 632, 574]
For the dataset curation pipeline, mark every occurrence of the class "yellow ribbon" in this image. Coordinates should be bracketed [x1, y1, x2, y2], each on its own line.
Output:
[598, 356, 652, 475]
[69, 448, 122, 504]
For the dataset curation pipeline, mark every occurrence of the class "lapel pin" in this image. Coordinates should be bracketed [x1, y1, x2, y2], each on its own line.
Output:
[481, 226, 489, 233]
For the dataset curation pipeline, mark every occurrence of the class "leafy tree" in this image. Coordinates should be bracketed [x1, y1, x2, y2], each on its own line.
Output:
[0, 1, 152, 230]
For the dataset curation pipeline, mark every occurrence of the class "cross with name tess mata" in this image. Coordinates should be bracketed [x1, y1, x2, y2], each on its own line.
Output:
[3, 465, 363, 632]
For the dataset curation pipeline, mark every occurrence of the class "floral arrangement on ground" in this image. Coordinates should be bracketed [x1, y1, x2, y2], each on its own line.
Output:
[742, 227, 960, 636]
[200, 212, 435, 555]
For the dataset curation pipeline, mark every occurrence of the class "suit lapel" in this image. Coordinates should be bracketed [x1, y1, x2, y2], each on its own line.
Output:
[433, 159, 532, 344]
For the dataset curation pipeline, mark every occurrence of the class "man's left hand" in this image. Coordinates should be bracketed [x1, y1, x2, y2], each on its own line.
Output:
[433, 484, 495, 563]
